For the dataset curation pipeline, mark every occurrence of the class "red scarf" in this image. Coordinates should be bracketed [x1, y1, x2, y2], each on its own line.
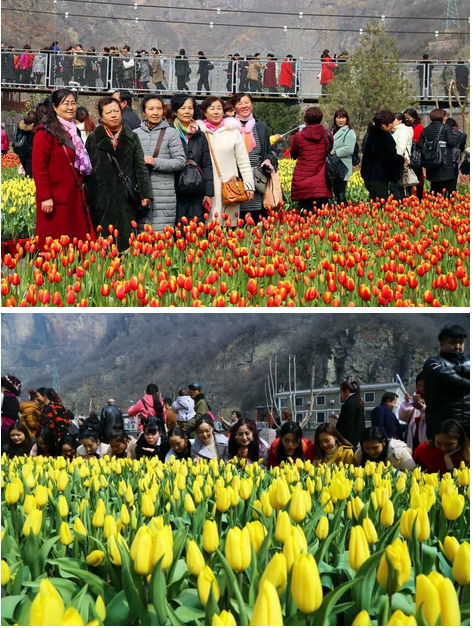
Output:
[105, 125, 122, 150]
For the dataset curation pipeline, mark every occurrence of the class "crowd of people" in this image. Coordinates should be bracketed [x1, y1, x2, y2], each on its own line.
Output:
[2, 325, 469, 476]
[7, 83, 468, 252]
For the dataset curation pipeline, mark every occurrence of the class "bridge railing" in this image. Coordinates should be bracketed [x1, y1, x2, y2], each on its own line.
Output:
[1, 52, 469, 102]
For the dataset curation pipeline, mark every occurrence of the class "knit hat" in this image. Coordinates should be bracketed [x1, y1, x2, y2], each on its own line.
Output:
[1, 374, 22, 396]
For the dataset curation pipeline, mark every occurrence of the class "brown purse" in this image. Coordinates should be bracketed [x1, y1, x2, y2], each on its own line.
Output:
[205, 133, 247, 205]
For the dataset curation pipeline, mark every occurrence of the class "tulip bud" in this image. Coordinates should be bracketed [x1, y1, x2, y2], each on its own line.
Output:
[120, 504, 130, 526]
[34, 485, 49, 507]
[387, 610, 417, 626]
[275, 510, 292, 543]
[291, 554, 323, 614]
[57, 470, 69, 492]
[5, 483, 20, 505]
[416, 572, 461, 627]
[212, 610, 237, 626]
[95, 595, 106, 622]
[29, 579, 65, 626]
[107, 535, 122, 566]
[441, 535, 460, 563]
[73, 516, 87, 538]
[133, 528, 154, 576]
[215, 487, 231, 512]
[141, 493, 155, 518]
[377, 538, 411, 595]
[249, 580, 283, 626]
[380, 500, 394, 527]
[57, 495, 69, 518]
[151, 528, 174, 571]
[354, 477, 364, 493]
[259, 552, 287, 595]
[86, 550, 105, 567]
[197, 566, 220, 606]
[348, 526, 370, 571]
[1, 560, 11, 586]
[315, 516, 329, 540]
[225, 526, 251, 572]
[92, 504, 105, 528]
[23, 509, 42, 536]
[184, 493, 196, 514]
[202, 520, 219, 553]
[442, 492, 465, 520]
[352, 610, 372, 625]
[23, 494, 37, 515]
[59, 521, 73, 546]
[245, 521, 266, 552]
[362, 517, 378, 545]
[187, 540, 205, 576]
[452, 541, 470, 585]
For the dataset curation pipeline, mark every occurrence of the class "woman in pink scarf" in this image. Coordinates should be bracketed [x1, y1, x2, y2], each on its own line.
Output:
[32, 89, 93, 251]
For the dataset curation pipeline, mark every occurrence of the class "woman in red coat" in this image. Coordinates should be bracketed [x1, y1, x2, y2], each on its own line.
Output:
[268, 421, 315, 468]
[320, 50, 335, 95]
[32, 89, 92, 251]
[279, 55, 296, 94]
[263, 54, 278, 93]
[290, 106, 333, 211]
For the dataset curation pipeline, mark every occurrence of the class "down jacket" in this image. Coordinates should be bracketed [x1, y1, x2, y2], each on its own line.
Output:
[355, 439, 416, 471]
[171, 395, 196, 423]
[133, 120, 186, 232]
[332, 125, 356, 181]
[290, 124, 333, 200]
[361, 125, 404, 184]
[418, 121, 457, 182]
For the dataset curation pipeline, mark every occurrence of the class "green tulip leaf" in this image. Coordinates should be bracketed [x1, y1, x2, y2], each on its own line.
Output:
[215, 548, 249, 626]
[150, 556, 167, 626]
[204, 577, 221, 626]
[47, 558, 108, 599]
[0, 594, 24, 620]
[175, 588, 203, 608]
[174, 605, 206, 622]
[391, 592, 416, 616]
[311, 577, 358, 626]
[116, 543, 150, 626]
[104, 590, 131, 626]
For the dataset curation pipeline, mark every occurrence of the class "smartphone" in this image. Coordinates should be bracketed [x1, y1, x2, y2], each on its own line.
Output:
[203, 199, 212, 212]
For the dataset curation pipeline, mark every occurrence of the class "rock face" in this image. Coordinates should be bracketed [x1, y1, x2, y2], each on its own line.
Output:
[1, 313, 468, 417]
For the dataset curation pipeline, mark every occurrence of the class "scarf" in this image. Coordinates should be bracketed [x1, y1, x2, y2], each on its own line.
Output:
[104, 125, 122, 150]
[57, 116, 92, 175]
[204, 119, 225, 133]
[145, 120, 161, 132]
[173, 118, 199, 144]
[235, 113, 256, 153]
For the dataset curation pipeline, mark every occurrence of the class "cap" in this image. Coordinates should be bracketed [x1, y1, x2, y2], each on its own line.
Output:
[188, 382, 201, 390]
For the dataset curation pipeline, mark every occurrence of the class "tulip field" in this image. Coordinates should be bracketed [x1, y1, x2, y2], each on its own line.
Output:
[1, 453, 470, 626]
[1, 156, 470, 307]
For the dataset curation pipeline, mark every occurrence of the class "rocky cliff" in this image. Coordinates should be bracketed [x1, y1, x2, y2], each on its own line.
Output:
[1, 313, 468, 416]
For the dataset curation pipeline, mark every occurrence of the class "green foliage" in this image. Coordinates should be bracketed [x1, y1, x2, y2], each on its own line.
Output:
[323, 21, 416, 137]
[253, 101, 302, 136]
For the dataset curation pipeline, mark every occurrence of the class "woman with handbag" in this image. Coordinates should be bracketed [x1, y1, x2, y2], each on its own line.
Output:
[85, 97, 152, 251]
[233, 93, 278, 223]
[170, 95, 214, 225]
[330, 108, 357, 205]
[32, 89, 93, 252]
[197, 96, 254, 227]
[290, 106, 333, 212]
[133, 94, 186, 233]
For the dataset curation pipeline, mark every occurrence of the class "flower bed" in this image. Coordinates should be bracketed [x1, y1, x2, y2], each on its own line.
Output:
[1, 190, 470, 307]
[1, 454, 469, 626]
[1, 177, 36, 240]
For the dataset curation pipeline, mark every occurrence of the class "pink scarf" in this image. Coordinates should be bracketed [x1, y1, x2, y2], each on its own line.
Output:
[58, 116, 92, 175]
[235, 113, 256, 153]
[203, 119, 225, 133]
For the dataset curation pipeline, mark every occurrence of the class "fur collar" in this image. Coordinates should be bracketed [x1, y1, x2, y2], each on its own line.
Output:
[19, 120, 34, 132]
[197, 117, 240, 134]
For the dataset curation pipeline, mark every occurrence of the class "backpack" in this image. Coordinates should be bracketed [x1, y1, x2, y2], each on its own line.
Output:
[409, 140, 422, 170]
[351, 141, 360, 167]
[12, 128, 30, 157]
[421, 126, 445, 169]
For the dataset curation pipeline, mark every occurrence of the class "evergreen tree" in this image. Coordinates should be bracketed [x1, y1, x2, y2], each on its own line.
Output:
[323, 22, 415, 137]
[253, 101, 302, 136]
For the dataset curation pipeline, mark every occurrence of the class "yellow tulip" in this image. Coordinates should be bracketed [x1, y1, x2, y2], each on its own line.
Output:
[441, 535, 460, 563]
[377, 538, 411, 595]
[107, 535, 122, 566]
[92, 505, 105, 528]
[212, 610, 237, 626]
[23, 494, 37, 515]
[245, 521, 266, 552]
[133, 528, 154, 576]
[197, 566, 220, 606]
[103, 515, 117, 540]
[73, 517, 87, 538]
[29, 579, 65, 626]
[330, 477, 352, 501]
[362, 517, 378, 545]
[458, 467, 469, 487]
[225, 526, 251, 572]
[1, 560, 10, 586]
[202, 520, 219, 553]
[320, 488, 333, 514]
[352, 610, 372, 625]
[442, 493, 465, 520]
[315, 516, 329, 540]
[249, 580, 283, 626]
[452, 541, 470, 585]
[275, 510, 292, 543]
[141, 493, 155, 518]
[120, 504, 130, 526]
[184, 493, 196, 514]
[215, 487, 231, 512]
[57, 470, 69, 492]
[416, 573, 460, 627]
[193, 482, 203, 504]
[187, 540, 205, 576]
[86, 550, 105, 567]
[95, 595, 106, 622]
[34, 485, 49, 507]
[5, 483, 20, 505]
[291, 554, 323, 614]
[354, 477, 364, 493]
[59, 607, 85, 625]
[58, 496, 69, 518]
[350, 496, 365, 520]
[259, 552, 287, 595]
[59, 521, 73, 546]
[151, 528, 174, 570]
[23, 509, 42, 536]
[289, 490, 308, 523]
[240, 478, 253, 501]
[380, 500, 394, 527]
[399, 509, 417, 540]
[269, 478, 291, 509]
[348, 526, 370, 571]
[387, 610, 417, 626]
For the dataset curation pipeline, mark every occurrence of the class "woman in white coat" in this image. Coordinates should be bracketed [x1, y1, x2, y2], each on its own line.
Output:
[198, 96, 254, 226]
[391, 112, 414, 201]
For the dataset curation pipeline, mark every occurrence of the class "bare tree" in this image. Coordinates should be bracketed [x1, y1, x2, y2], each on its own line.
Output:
[451, 82, 470, 138]
[301, 364, 317, 428]
[266, 356, 281, 428]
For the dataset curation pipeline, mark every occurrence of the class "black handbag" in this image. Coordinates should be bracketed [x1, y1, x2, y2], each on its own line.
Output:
[409, 140, 422, 170]
[177, 159, 205, 196]
[323, 132, 348, 187]
[107, 153, 141, 207]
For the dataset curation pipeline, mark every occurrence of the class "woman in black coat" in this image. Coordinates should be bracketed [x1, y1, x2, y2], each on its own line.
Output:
[171, 94, 214, 225]
[85, 97, 152, 250]
[418, 109, 457, 197]
[361, 110, 405, 201]
[335, 380, 366, 448]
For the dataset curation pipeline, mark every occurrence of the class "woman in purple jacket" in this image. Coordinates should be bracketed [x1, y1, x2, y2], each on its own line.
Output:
[290, 107, 333, 212]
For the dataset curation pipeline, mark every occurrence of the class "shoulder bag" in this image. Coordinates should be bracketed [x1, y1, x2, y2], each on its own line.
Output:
[402, 148, 419, 186]
[62, 145, 94, 235]
[252, 166, 269, 194]
[324, 133, 348, 187]
[205, 133, 247, 205]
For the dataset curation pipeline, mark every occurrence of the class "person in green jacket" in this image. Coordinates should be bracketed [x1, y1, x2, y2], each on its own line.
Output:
[330, 108, 357, 205]
[185, 382, 210, 437]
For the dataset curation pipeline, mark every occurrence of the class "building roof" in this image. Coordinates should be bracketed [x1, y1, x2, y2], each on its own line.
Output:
[276, 383, 403, 396]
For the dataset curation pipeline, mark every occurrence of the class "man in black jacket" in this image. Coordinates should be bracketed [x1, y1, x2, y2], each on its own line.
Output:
[112, 90, 141, 130]
[423, 325, 469, 438]
[418, 109, 457, 197]
[100, 398, 124, 443]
